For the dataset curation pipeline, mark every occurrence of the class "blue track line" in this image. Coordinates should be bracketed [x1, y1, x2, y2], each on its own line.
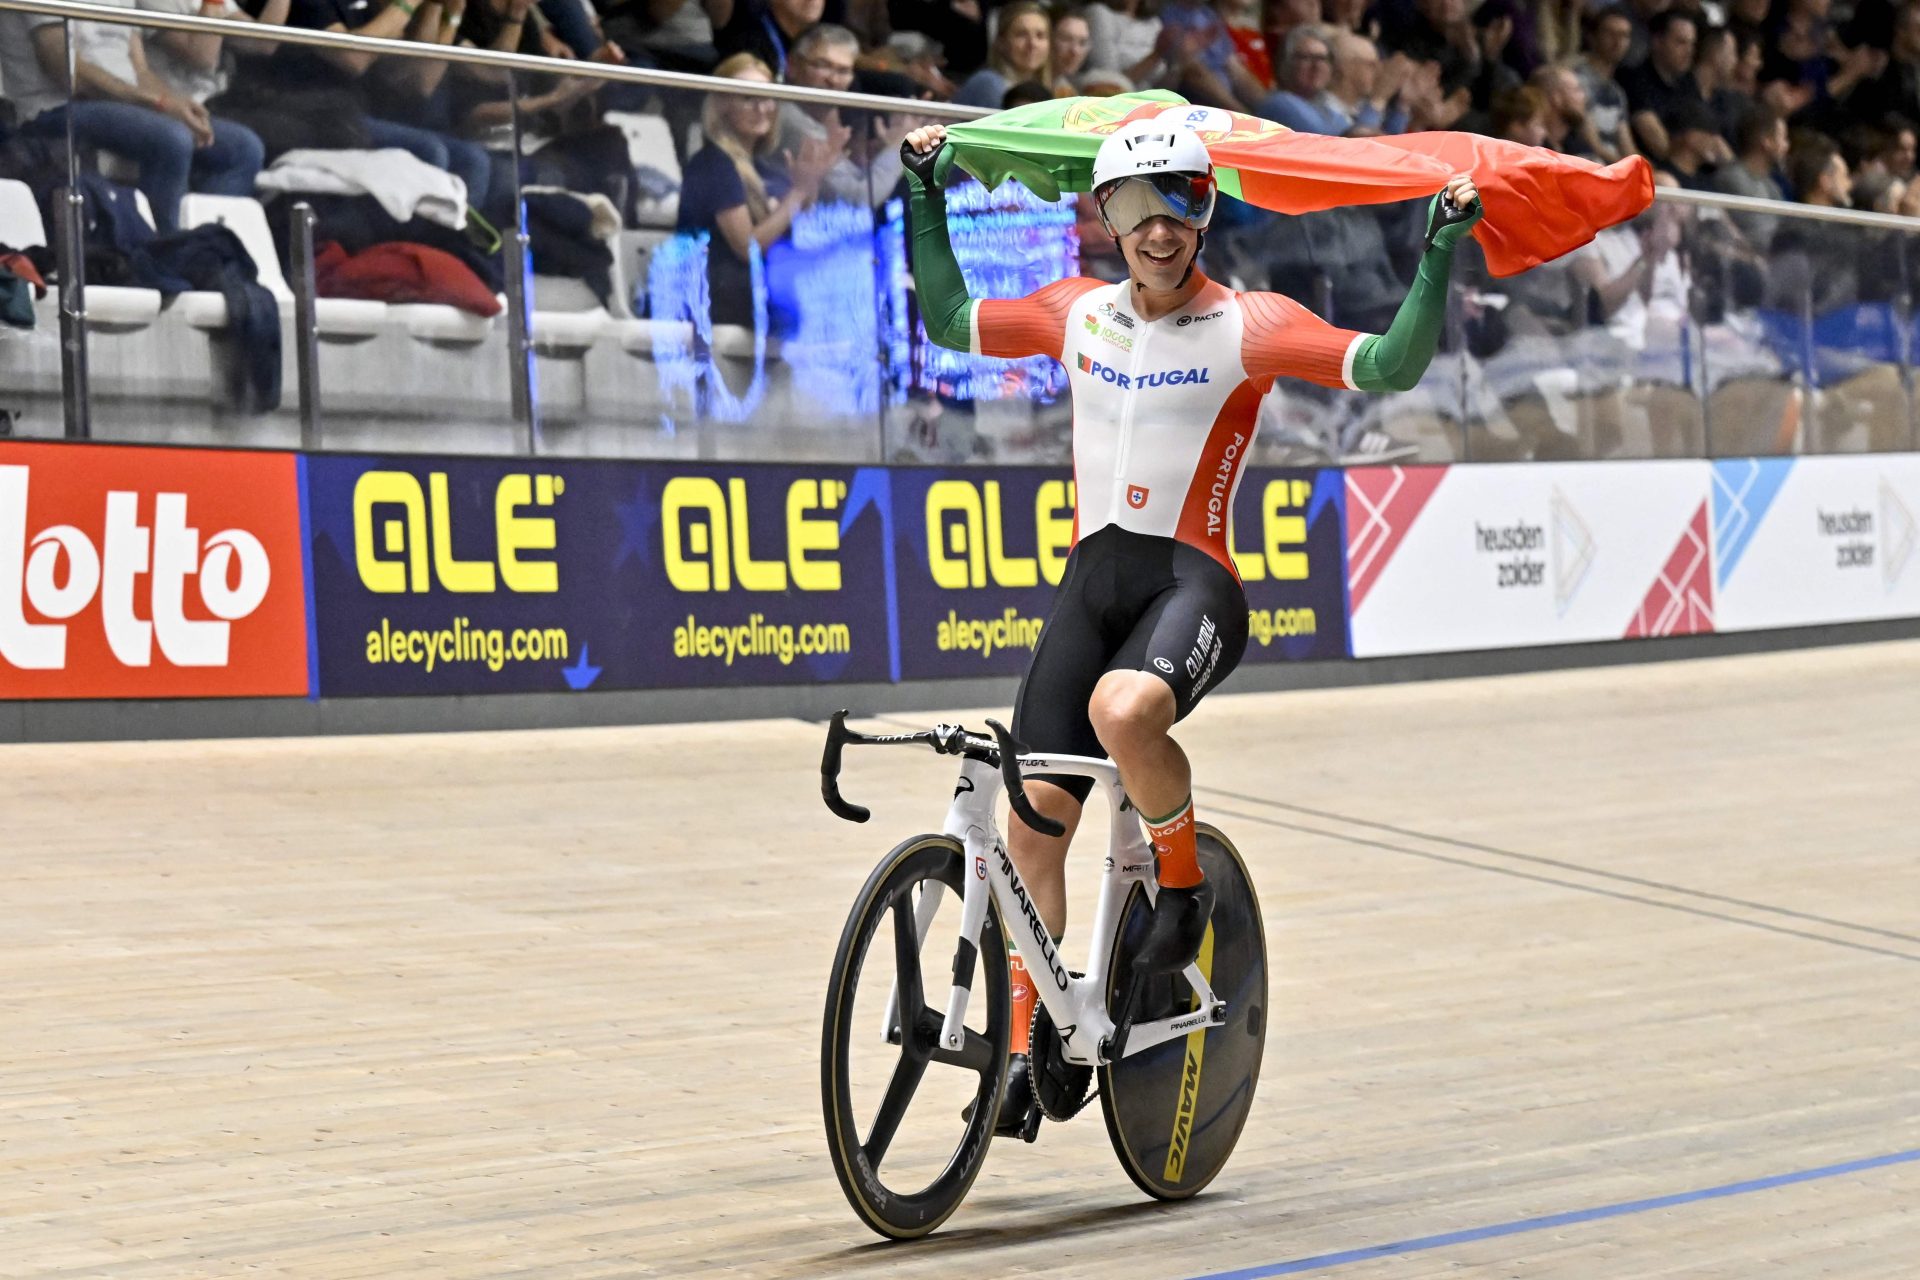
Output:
[1187, 1148, 1920, 1280]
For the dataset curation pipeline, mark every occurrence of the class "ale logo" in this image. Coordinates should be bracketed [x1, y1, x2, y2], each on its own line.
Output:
[1127, 485, 1150, 510]
[0, 464, 271, 671]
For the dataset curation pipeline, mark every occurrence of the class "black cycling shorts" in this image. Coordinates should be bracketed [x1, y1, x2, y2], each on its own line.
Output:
[1011, 525, 1249, 806]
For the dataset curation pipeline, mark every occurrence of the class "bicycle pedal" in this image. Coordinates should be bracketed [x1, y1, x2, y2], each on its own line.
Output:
[1030, 1002, 1094, 1122]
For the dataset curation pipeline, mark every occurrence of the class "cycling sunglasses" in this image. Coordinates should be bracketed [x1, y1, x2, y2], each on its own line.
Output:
[1095, 172, 1218, 235]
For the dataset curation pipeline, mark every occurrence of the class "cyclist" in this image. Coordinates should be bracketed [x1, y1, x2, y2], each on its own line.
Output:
[901, 114, 1480, 1127]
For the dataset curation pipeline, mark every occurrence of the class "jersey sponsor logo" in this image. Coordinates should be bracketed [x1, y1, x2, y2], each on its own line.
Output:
[1098, 301, 1136, 329]
[1074, 355, 1211, 390]
[1127, 484, 1150, 509]
[1081, 316, 1134, 351]
[1176, 310, 1223, 327]
[1203, 433, 1248, 538]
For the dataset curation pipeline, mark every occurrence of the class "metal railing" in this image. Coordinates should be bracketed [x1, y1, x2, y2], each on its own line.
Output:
[6, 0, 1920, 463]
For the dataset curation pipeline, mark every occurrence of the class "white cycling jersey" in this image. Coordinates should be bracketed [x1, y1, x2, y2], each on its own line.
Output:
[968, 273, 1365, 577]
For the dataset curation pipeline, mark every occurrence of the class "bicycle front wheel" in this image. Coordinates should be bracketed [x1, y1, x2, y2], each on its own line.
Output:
[1099, 823, 1268, 1200]
[821, 834, 1010, 1239]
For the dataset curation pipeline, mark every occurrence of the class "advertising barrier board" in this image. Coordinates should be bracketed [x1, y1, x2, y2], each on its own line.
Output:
[888, 464, 1350, 681]
[1346, 461, 1715, 657]
[1712, 454, 1920, 631]
[304, 456, 894, 695]
[0, 441, 309, 699]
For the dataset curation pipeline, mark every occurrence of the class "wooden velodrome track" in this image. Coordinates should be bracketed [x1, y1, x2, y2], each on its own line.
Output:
[5, 640, 1917, 1279]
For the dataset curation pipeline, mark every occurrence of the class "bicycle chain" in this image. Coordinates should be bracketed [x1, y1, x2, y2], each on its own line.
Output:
[1030, 1001, 1095, 1122]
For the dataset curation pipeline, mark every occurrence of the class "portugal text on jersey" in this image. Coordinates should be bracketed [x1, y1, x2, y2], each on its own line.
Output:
[965, 277, 1363, 578]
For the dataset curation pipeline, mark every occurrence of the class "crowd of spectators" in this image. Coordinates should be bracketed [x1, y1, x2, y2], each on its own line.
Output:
[5, 0, 1920, 448]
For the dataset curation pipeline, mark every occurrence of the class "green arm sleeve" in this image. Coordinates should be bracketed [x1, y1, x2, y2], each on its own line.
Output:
[905, 169, 975, 353]
[1347, 241, 1457, 395]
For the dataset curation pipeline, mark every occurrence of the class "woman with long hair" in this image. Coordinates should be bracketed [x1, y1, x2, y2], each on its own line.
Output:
[675, 52, 835, 325]
[954, 2, 1052, 106]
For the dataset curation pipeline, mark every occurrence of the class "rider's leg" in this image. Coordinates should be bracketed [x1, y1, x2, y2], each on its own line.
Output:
[1004, 780, 1084, 939]
[1088, 671, 1205, 889]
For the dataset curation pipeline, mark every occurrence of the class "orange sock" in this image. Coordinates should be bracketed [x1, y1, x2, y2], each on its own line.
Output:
[1008, 950, 1035, 1056]
[1144, 797, 1202, 888]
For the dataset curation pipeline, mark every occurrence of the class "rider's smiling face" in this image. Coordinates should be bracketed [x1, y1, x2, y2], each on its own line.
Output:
[1118, 217, 1200, 293]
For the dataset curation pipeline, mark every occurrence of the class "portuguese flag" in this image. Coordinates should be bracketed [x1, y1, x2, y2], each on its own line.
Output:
[939, 92, 1655, 278]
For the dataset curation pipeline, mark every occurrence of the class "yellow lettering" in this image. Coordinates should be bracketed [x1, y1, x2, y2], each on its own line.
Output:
[927, 480, 985, 590]
[1035, 480, 1075, 586]
[984, 481, 1037, 588]
[353, 471, 427, 593]
[494, 474, 559, 593]
[728, 477, 786, 592]
[786, 479, 842, 592]
[1264, 479, 1309, 580]
[664, 476, 728, 593]
[1228, 512, 1264, 582]
[428, 472, 496, 593]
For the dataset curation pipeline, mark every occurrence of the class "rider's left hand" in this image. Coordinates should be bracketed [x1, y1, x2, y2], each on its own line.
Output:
[1425, 172, 1484, 253]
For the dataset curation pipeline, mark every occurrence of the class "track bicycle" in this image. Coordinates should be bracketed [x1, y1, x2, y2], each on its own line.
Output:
[818, 711, 1269, 1239]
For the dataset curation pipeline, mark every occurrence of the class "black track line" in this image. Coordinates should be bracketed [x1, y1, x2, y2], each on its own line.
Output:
[1198, 785, 1920, 948]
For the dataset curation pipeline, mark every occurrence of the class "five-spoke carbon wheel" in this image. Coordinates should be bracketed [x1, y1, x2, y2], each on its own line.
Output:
[821, 835, 1011, 1239]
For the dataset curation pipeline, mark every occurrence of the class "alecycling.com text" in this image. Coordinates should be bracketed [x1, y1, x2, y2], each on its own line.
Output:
[673, 613, 852, 666]
[364, 617, 569, 673]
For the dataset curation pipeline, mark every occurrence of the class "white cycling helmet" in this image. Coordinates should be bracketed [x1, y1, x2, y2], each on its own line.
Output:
[1090, 117, 1218, 237]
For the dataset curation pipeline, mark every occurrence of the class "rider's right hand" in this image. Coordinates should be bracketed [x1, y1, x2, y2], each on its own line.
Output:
[901, 124, 949, 186]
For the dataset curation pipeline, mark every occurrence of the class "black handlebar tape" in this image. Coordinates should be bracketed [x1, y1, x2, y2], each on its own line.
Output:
[820, 710, 871, 823]
[986, 718, 1067, 838]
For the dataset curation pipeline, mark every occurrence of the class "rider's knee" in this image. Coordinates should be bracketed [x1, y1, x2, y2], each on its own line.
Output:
[1089, 673, 1174, 755]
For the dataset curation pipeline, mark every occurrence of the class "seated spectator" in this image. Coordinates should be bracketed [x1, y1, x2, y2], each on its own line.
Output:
[1619, 9, 1699, 162]
[1262, 27, 1343, 133]
[601, 0, 725, 74]
[1156, 0, 1272, 111]
[1319, 0, 1374, 39]
[715, 0, 836, 81]
[1464, 0, 1523, 116]
[1051, 8, 1094, 94]
[1490, 84, 1551, 147]
[1691, 23, 1751, 145]
[1845, 2, 1920, 132]
[1219, 0, 1274, 90]
[886, 0, 986, 80]
[1001, 78, 1054, 108]
[136, 0, 289, 112]
[0, 1, 263, 232]
[1530, 63, 1607, 159]
[218, 0, 495, 204]
[1762, 0, 1888, 125]
[1083, 0, 1163, 85]
[1788, 132, 1853, 206]
[1710, 103, 1789, 248]
[1852, 169, 1907, 213]
[1325, 29, 1409, 135]
[1661, 95, 1729, 189]
[879, 31, 954, 98]
[1376, 0, 1475, 101]
[954, 0, 1050, 107]
[1574, 5, 1637, 163]
[677, 53, 835, 326]
[777, 24, 906, 208]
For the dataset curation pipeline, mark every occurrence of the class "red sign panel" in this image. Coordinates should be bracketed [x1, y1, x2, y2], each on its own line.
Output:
[0, 441, 309, 698]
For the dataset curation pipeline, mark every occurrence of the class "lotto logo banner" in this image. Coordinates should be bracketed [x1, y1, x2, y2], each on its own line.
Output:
[1346, 461, 1714, 658]
[304, 455, 892, 695]
[0, 441, 308, 699]
[891, 464, 1348, 679]
[1712, 454, 1920, 631]
[1229, 467, 1350, 663]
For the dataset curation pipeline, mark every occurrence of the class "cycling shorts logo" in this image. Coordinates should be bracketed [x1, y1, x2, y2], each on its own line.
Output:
[1153, 656, 1174, 673]
[1177, 310, 1224, 327]
[1127, 484, 1150, 509]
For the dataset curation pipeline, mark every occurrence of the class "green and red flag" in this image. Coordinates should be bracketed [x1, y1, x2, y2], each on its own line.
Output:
[939, 92, 1655, 277]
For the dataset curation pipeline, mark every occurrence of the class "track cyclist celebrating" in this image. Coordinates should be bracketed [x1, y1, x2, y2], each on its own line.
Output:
[900, 115, 1480, 1131]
